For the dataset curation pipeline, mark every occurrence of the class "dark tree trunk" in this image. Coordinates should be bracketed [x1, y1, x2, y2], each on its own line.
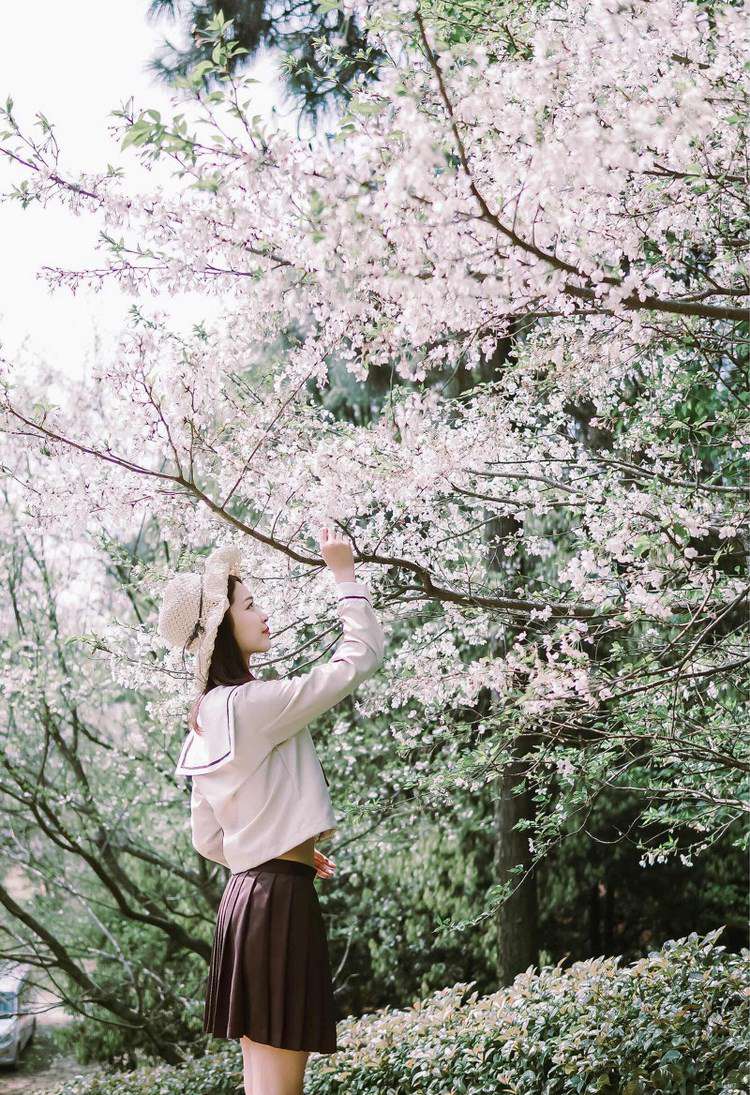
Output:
[494, 751, 539, 982]
[475, 324, 543, 985]
[589, 882, 601, 956]
[604, 877, 615, 955]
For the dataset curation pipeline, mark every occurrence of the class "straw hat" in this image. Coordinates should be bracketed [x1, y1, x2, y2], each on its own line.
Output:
[157, 543, 243, 691]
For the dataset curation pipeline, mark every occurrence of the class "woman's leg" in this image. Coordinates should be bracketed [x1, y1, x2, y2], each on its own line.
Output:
[240, 1035, 310, 1095]
[239, 1034, 254, 1093]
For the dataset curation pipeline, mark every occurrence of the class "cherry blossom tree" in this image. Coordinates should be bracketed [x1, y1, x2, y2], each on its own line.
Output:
[1, 0, 747, 984]
[0, 507, 214, 1064]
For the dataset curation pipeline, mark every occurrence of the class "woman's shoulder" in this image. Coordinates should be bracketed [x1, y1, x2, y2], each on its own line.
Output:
[230, 675, 287, 709]
[198, 683, 239, 721]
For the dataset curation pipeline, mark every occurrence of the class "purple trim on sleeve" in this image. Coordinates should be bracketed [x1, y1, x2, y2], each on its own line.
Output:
[338, 595, 371, 603]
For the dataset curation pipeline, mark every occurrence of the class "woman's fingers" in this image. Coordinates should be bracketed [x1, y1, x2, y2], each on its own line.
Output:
[320, 523, 351, 544]
[313, 848, 336, 878]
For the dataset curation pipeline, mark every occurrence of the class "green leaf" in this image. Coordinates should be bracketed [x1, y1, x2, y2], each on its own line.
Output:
[119, 116, 156, 149]
[188, 60, 215, 82]
[348, 99, 386, 116]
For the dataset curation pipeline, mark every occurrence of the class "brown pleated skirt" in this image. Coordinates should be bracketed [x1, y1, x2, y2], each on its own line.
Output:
[202, 857, 338, 1054]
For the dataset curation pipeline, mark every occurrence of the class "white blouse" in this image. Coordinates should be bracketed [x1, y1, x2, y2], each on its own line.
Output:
[174, 578, 385, 872]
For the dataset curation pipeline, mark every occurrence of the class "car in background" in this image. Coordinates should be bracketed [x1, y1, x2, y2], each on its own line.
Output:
[0, 962, 37, 1069]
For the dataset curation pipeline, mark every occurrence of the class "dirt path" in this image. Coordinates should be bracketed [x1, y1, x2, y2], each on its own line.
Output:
[1, 867, 104, 1093]
[0, 984, 101, 1094]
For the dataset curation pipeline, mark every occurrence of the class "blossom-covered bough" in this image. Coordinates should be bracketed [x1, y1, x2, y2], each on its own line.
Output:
[0, 0, 747, 975]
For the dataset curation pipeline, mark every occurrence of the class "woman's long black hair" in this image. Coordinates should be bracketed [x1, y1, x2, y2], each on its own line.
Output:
[188, 574, 256, 735]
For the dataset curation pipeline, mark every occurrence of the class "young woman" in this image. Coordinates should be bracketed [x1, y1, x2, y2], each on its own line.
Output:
[158, 527, 385, 1095]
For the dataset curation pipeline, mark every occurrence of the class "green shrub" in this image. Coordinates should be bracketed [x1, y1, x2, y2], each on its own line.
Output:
[48, 927, 748, 1095]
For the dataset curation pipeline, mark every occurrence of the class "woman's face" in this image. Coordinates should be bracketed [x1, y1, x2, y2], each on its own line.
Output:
[228, 581, 271, 659]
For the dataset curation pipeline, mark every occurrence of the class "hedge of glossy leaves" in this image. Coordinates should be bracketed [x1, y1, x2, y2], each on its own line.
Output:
[49, 928, 748, 1095]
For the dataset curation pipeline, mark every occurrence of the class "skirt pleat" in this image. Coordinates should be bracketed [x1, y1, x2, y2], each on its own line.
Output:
[201, 858, 338, 1054]
[268, 871, 293, 1046]
[285, 878, 311, 1048]
[204, 870, 254, 1034]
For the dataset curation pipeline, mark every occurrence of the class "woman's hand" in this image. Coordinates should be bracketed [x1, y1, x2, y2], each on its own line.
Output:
[313, 847, 336, 879]
[319, 525, 355, 582]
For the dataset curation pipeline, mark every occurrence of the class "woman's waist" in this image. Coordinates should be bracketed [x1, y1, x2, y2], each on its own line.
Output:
[274, 833, 317, 868]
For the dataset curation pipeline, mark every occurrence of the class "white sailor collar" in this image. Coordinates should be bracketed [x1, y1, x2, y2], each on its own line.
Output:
[174, 684, 241, 778]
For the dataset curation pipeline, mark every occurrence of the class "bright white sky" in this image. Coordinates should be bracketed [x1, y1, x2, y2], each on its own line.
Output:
[0, 1, 289, 381]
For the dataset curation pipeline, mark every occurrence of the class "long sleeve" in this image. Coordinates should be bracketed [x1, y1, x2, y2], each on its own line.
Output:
[232, 578, 385, 750]
[189, 781, 230, 868]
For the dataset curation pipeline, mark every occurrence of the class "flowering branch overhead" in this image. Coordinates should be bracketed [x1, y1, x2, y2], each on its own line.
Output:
[0, 0, 747, 872]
